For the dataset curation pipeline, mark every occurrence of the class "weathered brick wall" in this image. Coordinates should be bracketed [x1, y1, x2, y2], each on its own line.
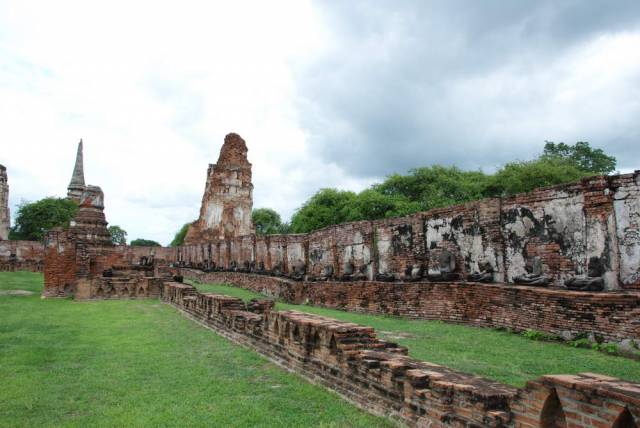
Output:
[307, 227, 336, 277]
[336, 221, 374, 279]
[179, 171, 640, 290]
[267, 235, 287, 272]
[114, 245, 177, 265]
[612, 172, 640, 289]
[255, 236, 269, 270]
[373, 214, 425, 280]
[0, 240, 44, 272]
[424, 198, 504, 281]
[184, 270, 640, 344]
[0, 164, 9, 240]
[163, 282, 640, 427]
[43, 231, 77, 296]
[502, 182, 588, 287]
[285, 234, 306, 274]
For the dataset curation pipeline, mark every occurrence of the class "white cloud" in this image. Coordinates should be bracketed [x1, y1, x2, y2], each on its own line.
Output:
[1, 1, 639, 245]
[0, 0, 355, 244]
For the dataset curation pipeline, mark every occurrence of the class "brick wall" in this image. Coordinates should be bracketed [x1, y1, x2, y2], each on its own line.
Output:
[0, 240, 44, 272]
[178, 172, 640, 290]
[163, 282, 640, 427]
[184, 270, 640, 344]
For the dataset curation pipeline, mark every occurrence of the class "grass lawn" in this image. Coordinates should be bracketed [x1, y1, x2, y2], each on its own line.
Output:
[192, 280, 640, 387]
[0, 272, 393, 427]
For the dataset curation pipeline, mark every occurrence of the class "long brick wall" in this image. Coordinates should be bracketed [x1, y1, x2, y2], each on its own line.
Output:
[163, 282, 640, 428]
[183, 270, 640, 344]
[178, 172, 640, 291]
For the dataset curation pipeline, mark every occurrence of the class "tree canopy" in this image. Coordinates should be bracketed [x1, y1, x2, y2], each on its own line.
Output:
[542, 141, 616, 175]
[107, 225, 128, 246]
[252, 208, 290, 235]
[288, 141, 616, 233]
[170, 223, 191, 247]
[130, 238, 161, 247]
[9, 197, 78, 241]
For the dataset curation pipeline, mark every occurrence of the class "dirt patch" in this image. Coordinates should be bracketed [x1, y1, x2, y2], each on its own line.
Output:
[0, 289, 35, 296]
[379, 331, 416, 340]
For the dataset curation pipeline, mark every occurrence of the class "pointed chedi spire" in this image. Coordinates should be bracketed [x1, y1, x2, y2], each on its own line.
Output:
[67, 139, 85, 202]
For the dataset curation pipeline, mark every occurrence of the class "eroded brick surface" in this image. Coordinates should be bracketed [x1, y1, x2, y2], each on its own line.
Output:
[0, 164, 9, 240]
[184, 270, 640, 344]
[184, 133, 254, 244]
[164, 282, 640, 428]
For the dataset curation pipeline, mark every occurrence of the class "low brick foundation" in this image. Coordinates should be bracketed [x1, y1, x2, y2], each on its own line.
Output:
[183, 270, 640, 344]
[163, 282, 640, 427]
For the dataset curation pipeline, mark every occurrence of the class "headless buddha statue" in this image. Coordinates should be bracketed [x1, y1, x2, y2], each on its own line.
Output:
[513, 256, 549, 286]
[564, 256, 605, 292]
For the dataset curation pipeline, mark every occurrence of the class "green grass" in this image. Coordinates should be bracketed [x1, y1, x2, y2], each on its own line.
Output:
[0, 272, 393, 427]
[189, 280, 640, 387]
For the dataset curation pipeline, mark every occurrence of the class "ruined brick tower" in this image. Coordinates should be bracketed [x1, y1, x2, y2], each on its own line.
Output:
[67, 140, 85, 202]
[0, 164, 9, 240]
[184, 133, 254, 244]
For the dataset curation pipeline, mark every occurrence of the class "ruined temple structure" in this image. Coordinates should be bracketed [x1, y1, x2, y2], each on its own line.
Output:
[0, 164, 9, 240]
[184, 133, 254, 244]
[35, 134, 640, 426]
[43, 142, 171, 298]
[67, 139, 85, 202]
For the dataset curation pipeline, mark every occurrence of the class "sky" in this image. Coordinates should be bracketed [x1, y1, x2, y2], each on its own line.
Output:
[1, 1, 639, 245]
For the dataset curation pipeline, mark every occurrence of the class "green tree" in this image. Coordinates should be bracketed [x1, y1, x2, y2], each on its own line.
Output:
[252, 208, 286, 235]
[290, 189, 357, 233]
[374, 166, 489, 211]
[130, 238, 161, 247]
[107, 225, 127, 245]
[486, 157, 589, 196]
[542, 141, 616, 175]
[9, 197, 78, 241]
[346, 189, 421, 221]
[170, 222, 191, 247]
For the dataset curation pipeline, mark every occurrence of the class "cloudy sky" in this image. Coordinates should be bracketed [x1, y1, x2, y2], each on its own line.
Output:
[1, 1, 639, 245]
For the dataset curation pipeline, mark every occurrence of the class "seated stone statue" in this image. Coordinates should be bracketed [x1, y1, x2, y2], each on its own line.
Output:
[289, 259, 306, 281]
[271, 261, 283, 276]
[352, 264, 368, 281]
[240, 260, 251, 273]
[427, 250, 461, 281]
[513, 256, 549, 286]
[565, 256, 605, 292]
[229, 260, 238, 272]
[340, 261, 355, 281]
[467, 262, 494, 283]
[376, 272, 396, 282]
[403, 264, 423, 282]
[312, 264, 334, 281]
[257, 261, 266, 273]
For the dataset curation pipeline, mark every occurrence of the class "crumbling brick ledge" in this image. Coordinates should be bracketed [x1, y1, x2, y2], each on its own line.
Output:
[163, 281, 640, 427]
[182, 270, 640, 345]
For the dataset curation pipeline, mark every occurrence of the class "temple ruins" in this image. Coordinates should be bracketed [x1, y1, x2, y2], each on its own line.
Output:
[0, 164, 9, 240]
[184, 133, 254, 244]
[4, 133, 640, 426]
